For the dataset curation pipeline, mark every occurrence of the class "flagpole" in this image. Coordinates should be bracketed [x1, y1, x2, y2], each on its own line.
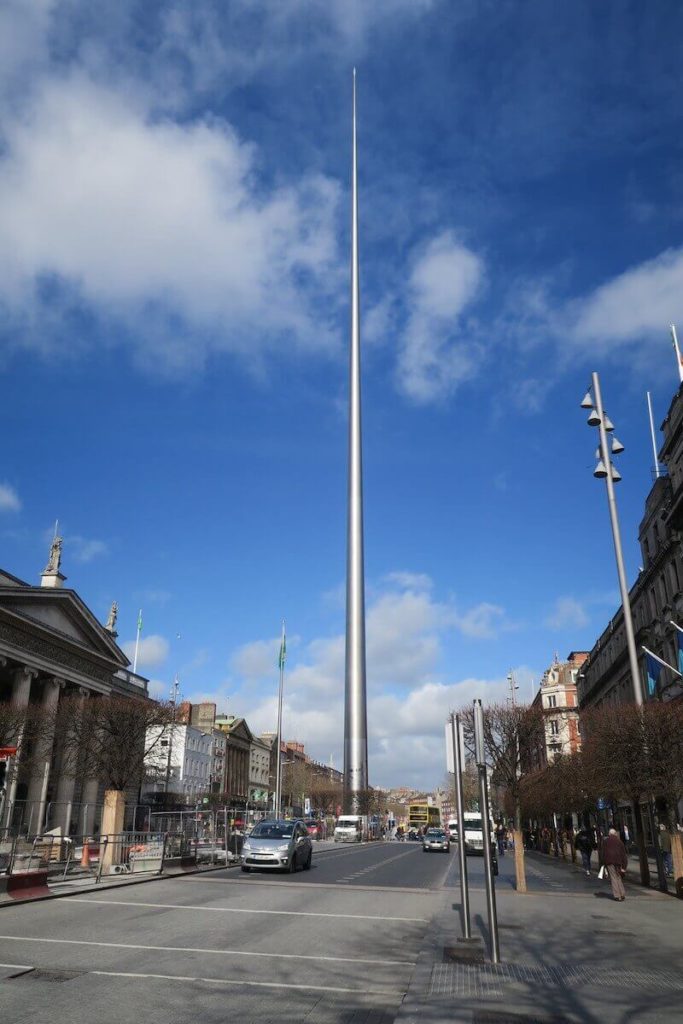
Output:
[275, 621, 286, 819]
[133, 609, 142, 674]
[646, 392, 661, 480]
[671, 324, 683, 385]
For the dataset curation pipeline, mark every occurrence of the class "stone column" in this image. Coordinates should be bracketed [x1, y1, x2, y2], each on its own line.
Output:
[25, 677, 63, 835]
[53, 687, 89, 836]
[2, 666, 38, 830]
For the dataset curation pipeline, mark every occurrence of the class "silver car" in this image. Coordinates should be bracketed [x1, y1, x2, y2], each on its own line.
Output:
[423, 828, 450, 853]
[240, 819, 313, 873]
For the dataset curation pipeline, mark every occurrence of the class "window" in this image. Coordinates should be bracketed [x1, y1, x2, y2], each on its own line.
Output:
[549, 720, 559, 736]
[547, 695, 557, 709]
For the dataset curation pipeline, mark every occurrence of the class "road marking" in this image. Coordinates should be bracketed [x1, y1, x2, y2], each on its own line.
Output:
[0, 935, 416, 967]
[182, 876, 433, 894]
[66, 897, 428, 922]
[0, 964, 403, 996]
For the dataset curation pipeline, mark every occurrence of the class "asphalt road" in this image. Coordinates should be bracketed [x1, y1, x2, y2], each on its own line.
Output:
[0, 839, 456, 1024]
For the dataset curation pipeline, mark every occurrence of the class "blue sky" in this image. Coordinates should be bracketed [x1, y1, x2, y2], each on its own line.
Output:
[2, 0, 683, 789]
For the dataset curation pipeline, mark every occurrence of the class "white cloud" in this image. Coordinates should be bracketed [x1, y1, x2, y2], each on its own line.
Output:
[572, 247, 683, 348]
[455, 602, 508, 640]
[0, 74, 341, 371]
[0, 483, 21, 512]
[544, 596, 589, 631]
[231, 637, 283, 681]
[67, 535, 108, 563]
[396, 231, 484, 403]
[383, 571, 433, 591]
[122, 634, 169, 668]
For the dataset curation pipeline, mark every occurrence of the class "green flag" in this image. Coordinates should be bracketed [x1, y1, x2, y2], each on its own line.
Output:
[278, 630, 286, 670]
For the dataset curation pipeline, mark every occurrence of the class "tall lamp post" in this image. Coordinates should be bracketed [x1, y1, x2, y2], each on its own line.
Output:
[580, 374, 642, 705]
[581, 374, 666, 890]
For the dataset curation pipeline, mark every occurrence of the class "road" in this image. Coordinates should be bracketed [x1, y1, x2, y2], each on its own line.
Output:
[0, 839, 455, 1024]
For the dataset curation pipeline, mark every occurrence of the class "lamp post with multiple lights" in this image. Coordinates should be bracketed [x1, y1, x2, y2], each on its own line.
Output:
[580, 372, 643, 707]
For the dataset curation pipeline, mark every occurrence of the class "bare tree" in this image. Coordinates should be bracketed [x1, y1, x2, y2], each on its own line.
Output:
[461, 701, 542, 893]
[57, 694, 174, 794]
[1, 699, 59, 823]
[582, 700, 683, 887]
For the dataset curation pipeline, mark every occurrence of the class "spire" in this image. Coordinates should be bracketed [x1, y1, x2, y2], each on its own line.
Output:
[344, 69, 369, 812]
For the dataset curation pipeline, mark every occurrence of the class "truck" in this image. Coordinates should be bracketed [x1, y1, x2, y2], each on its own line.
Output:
[447, 812, 493, 854]
[333, 814, 382, 842]
[334, 814, 365, 842]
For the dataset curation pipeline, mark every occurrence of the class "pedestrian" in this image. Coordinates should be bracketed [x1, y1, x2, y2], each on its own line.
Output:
[659, 824, 673, 877]
[601, 827, 628, 901]
[495, 822, 506, 857]
[575, 825, 594, 875]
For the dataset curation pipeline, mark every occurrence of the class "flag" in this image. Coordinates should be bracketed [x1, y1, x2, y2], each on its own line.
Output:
[670, 620, 683, 674]
[645, 651, 663, 697]
[137, 610, 143, 633]
[642, 645, 681, 697]
[278, 626, 286, 670]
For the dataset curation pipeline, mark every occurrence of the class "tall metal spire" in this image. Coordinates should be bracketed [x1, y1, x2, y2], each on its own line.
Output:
[343, 68, 369, 811]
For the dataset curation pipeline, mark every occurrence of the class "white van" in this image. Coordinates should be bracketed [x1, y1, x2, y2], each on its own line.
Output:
[448, 812, 492, 854]
[334, 815, 365, 842]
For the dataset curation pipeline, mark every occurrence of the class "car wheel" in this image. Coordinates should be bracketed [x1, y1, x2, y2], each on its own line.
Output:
[241, 866, 250, 873]
[303, 850, 312, 871]
[287, 856, 296, 873]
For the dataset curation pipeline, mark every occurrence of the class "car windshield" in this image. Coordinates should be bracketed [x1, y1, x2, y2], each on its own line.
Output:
[337, 819, 358, 828]
[250, 823, 293, 839]
[427, 830, 445, 837]
[465, 818, 483, 830]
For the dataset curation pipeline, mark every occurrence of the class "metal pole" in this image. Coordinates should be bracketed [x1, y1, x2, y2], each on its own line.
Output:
[592, 372, 644, 706]
[452, 713, 471, 939]
[165, 677, 179, 795]
[646, 392, 661, 480]
[473, 699, 500, 964]
[344, 67, 369, 813]
[275, 636, 285, 819]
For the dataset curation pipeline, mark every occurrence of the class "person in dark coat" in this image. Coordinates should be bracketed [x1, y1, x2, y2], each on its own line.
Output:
[575, 826, 594, 875]
[602, 827, 628, 900]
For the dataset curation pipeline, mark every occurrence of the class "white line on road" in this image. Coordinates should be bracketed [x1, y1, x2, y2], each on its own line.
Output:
[0, 935, 416, 967]
[65, 897, 428, 922]
[0, 964, 404, 996]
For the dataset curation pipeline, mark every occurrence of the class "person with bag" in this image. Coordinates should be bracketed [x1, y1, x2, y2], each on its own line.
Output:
[601, 827, 628, 900]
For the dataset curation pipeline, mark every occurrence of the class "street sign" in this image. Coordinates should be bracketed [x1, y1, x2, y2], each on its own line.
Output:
[0, 747, 18, 757]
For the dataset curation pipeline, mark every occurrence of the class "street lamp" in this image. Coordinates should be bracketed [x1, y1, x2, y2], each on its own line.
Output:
[580, 373, 643, 707]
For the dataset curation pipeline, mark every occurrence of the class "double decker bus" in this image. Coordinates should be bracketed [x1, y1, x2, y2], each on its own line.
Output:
[408, 802, 440, 832]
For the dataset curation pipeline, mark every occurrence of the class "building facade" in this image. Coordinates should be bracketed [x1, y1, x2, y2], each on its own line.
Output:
[0, 546, 148, 836]
[144, 723, 212, 802]
[530, 652, 586, 770]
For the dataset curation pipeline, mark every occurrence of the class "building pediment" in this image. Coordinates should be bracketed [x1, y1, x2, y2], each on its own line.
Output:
[0, 585, 128, 667]
[224, 718, 253, 744]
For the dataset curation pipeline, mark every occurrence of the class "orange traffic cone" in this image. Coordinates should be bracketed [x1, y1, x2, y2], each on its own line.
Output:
[81, 840, 90, 869]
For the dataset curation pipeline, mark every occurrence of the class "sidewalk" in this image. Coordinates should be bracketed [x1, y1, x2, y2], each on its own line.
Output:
[395, 850, 683, 1024]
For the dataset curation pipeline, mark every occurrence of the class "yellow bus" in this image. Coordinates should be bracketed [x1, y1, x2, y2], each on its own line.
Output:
[408, 802, 440, 831]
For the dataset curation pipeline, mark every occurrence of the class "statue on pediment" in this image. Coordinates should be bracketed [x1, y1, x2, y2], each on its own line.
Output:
[105, 601, 118, 633]
[44, 535, 62, 574]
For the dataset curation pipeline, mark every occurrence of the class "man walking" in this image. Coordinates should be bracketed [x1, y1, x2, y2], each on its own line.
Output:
[602, 827, 628, 901]
[659, 824, 673, 877]
[575, 825, 594, 875]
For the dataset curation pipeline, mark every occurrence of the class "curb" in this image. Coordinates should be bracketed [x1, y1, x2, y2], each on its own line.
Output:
[0, 861, 237, 909]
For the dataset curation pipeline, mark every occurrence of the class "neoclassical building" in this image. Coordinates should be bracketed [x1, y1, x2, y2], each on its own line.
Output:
[0, 541, 148, 835]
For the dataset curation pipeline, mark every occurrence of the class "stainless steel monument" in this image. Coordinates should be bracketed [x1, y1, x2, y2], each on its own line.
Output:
[343, 70, 369, 811]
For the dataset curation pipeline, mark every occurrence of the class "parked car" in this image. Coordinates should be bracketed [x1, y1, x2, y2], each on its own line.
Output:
[304, 819, 325, 839]
[240, 819, 312, 873]
[423, 828, 450, 853]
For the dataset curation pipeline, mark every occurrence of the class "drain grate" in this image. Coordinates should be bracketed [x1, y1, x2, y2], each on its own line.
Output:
[430, 962, 683, 998]
[8, 968, 83, 984]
